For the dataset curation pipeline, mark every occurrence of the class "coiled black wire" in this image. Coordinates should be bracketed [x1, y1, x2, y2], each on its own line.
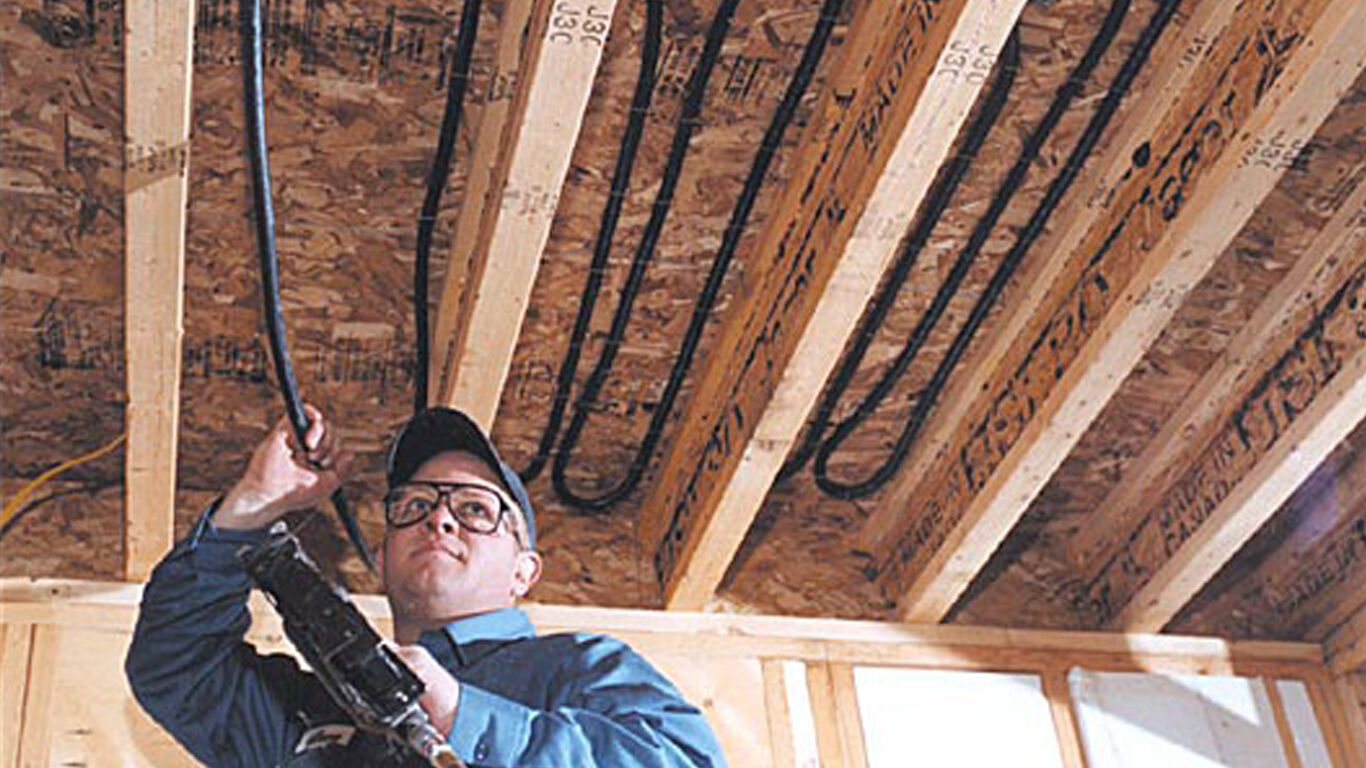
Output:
[549, 0, 845, 511]
[811, 0, 1181, 499]
[413, 0, 483, 415]
[519, 0, 664, 484]
[240, 0, 374, 568]
[776, 28, 1022, 482]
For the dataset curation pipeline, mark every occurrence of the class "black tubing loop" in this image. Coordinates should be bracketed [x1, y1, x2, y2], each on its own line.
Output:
[776, 30, 1020, 484]
[547, 0, 742, 511]
[814, 0, 1182, 500]
[240, 0, 375, 570]
[550, 0, 845, 511]
[414, 0, 483, 414]
[519, 0, 664, 485]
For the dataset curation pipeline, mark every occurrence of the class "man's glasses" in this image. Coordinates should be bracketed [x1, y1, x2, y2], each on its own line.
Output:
[383, 481, 523, 545]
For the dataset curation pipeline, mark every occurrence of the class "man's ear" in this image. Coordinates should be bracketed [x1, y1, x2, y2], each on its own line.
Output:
[511, 550, 542, 598]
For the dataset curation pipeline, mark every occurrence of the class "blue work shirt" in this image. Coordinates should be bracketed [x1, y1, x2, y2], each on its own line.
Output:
[125, 506, 727, 767]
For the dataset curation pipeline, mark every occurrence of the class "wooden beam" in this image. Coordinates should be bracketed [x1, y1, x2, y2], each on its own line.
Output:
[1103, 246, 1366, 631]
[429, 0, 617, 427]
[869, 0, 1366, 623]
[1, 576, 1331, 675]
[426, 0, 537, 416]
[639, 0, 1027, 610]
[123, 0, 195, 580]
[1069, 169, 1366, 570]
[858, 0, 1243, 553]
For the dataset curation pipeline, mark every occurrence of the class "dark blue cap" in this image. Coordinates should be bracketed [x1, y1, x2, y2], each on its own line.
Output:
[386, 407, 535, 549]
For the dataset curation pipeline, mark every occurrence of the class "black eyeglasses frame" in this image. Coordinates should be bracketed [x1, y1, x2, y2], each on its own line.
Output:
[383, 480, 524, 545]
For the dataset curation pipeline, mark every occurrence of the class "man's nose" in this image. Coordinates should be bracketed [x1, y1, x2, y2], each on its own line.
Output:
[424, 503, 459, 536]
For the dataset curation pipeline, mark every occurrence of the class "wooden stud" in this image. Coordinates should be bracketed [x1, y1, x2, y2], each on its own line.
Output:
[16, 624, 58, 768]
[1, 624, 34, 768]
[1306, 673, 1359, 768]
[1333, 674, 1366, 767]
[871, 0, 1366, 623]
[829, 663, 869, 768]
[761, 659, 798, 768]
[640, 0, 1028, 610]
[122, 0, 196, 581]
[1069, 165, 1366, 570]
[430, 0, 618, 426]
[806, 662, 845, 768]
[1041, 667, 1088, 768]
[1265, 676, 1307, 768]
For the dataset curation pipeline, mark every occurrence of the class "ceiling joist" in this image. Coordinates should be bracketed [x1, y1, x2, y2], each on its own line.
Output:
[1082, 5, 1366, 631]
[122, 0, 196, 580]
[1069, 165, 1366, 573]
[1109, 257, 1366, 631]
[856, 0, 1242, 553]
[431, 0, 617, 427]
[870, 0, 1363, 624]
[639, 0, 1027, 610]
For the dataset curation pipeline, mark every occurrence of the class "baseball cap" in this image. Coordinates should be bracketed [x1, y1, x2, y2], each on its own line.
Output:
[386, 407, 535, 549]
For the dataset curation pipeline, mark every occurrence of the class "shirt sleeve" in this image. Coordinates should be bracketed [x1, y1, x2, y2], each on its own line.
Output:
[124, 503, 313, 767]
[448, 635, 727, 768]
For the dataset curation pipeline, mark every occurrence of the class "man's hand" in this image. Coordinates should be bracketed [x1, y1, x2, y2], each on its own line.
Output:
[393, 644, 462, 736]
[214, 404, 354, 530]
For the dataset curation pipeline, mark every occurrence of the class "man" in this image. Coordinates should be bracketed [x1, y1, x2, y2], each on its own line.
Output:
[126, 405, 726, 767]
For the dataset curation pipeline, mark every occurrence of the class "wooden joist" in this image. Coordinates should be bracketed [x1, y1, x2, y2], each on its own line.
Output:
[1096, 171, 1366, 630]
[858, 0, 1241, 553]
[637, 0, 1027, 610]
[869, 0, 1366, 623]
[430, 0, 617, 427]
[123, 0, 196, 580]
[1068, 168, 1366, 571]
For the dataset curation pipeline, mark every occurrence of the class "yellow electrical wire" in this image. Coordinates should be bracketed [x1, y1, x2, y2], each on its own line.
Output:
[0, 431, 126, 530]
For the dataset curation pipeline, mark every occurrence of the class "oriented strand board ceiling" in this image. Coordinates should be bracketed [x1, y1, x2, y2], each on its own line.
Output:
[4, 0, 1366, 648]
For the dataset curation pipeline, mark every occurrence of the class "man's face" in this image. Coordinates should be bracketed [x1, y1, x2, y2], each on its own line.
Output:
[381, 451, 541, 626]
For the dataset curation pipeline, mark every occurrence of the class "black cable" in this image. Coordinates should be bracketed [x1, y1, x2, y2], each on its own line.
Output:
[550, 0, 845, 510]
[776, 29, 1021, 482]
[540, 0, 740, 508]
[808, 0, 1127, 495]
[520, 0, 664, 484]
[241, 0, 375, 569]
[413, 0, 483, 415]
[814, 0, 1182, 499]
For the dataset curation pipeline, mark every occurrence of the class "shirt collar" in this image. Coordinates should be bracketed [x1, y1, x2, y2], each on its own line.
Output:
[441, 606, 535, 645]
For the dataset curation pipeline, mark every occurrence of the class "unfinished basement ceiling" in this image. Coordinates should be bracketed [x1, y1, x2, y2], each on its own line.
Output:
[3, 0, 1365, 646]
